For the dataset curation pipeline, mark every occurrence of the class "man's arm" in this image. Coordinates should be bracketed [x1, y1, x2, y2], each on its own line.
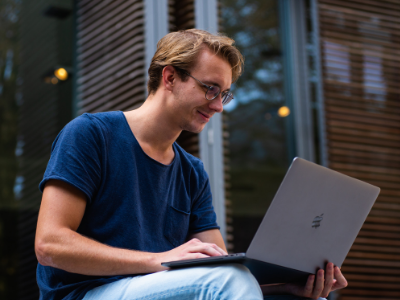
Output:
[35, 180, 227, 276]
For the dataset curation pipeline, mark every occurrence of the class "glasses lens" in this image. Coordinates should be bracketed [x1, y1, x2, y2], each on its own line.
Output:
[206, 86, 220, 100]
[222, 92, 234, 105]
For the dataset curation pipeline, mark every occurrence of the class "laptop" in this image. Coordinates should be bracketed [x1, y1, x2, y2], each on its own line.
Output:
[161, 157, 380, 284]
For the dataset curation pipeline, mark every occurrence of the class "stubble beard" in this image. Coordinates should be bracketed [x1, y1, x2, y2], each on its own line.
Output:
[180, 114, 206, 134]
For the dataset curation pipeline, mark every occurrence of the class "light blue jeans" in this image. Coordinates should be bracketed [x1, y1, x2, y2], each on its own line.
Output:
[83, 264, 326, 300]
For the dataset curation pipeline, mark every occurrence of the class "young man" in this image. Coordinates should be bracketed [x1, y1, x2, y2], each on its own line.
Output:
[35, 29, 347, 300]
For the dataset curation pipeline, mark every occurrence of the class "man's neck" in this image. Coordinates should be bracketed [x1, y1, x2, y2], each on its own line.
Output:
[123, 94, 181, 165]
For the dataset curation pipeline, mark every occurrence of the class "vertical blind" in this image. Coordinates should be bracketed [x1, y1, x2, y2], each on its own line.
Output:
[318, 0, 400, 299]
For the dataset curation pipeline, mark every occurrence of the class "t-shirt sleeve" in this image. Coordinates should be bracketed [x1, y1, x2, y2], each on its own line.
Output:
[39, 114, 103, 203]
[189, 163, 220, 234]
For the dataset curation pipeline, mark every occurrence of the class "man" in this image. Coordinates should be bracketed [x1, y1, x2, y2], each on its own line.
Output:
[35, 29, 347, 300]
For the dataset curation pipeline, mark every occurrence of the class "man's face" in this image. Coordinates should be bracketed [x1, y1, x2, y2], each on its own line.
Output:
[172, 48, 232, 133]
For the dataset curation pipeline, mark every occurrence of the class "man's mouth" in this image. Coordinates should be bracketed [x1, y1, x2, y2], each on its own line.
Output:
[198, 111, 211, 121]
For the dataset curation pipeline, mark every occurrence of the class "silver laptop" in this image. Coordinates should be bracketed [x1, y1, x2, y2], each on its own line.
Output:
[162, 157, 380, 284]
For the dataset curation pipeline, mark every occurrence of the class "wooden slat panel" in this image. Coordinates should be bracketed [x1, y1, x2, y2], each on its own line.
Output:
[322, 29, 400, 50]
[78, 6, 144, 56]
[319, 1, 400, 299]
[77, 1, 135, 40]
[320, 10, 400, 34]
[320, 19, 400, 40]
[342, 265, 400, 275]
[321, 0, 400, 19]
[76, 0, 146, 114]
[322, 39, 400, 62]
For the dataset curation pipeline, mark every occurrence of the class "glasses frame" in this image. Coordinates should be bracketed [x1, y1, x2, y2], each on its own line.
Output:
[175, 67, 234, 105]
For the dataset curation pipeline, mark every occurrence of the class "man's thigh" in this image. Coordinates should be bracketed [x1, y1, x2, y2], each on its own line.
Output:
[264, 297, 327, 300]
[83, 263, 263, 300]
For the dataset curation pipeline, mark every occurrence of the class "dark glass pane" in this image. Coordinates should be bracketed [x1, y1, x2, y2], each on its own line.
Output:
[0, 0, 74, 298]
[0, 0, 21, 297]
[221, 0, 291, 253]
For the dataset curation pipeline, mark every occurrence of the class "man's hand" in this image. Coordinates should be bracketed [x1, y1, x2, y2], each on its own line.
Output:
[261, 262, 348, 299]
[156, 238, 227, 270]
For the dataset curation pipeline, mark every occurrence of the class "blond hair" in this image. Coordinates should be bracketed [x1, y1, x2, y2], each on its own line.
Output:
[147, 29, 244, 95]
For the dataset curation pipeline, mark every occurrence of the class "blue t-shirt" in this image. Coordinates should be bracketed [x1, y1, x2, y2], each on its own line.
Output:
[37, 111, 219, 300]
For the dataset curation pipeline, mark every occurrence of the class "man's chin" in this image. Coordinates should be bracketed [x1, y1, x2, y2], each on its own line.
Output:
[183, 123, 207, 134]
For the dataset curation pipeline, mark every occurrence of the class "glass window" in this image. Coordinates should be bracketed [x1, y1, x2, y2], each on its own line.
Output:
[0, 0, 74, 297]
[220, 0, 292, 253]
[0, 0, 21, 297]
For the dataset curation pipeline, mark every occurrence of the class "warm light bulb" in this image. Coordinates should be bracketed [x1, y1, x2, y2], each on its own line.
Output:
[278, 106, 290, 118]
[51, 77, 59, 85]
[54, 68, 68, 80]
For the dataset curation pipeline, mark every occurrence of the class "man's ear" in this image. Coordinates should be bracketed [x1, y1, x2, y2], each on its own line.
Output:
[162, 65, 177, 92]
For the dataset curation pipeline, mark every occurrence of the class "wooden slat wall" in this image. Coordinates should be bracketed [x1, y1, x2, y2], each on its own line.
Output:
[318, 1, 400, 299]
[76, 0, 146, 113]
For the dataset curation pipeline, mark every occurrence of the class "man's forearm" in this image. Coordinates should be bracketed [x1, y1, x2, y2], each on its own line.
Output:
[36, 228, 163, 276]
[35, 228, 227, 276]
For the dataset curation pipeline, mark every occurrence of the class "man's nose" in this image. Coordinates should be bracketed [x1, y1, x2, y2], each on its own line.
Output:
[209, 95, 224, 113]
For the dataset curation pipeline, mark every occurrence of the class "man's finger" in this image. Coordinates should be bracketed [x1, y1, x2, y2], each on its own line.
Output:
[320, 263, 334, 298]
[187, 243, 225, 257]
[303, 274, 315, 297]
[311, 269, 324, 299]
[332, 266, 348, 290]
[209, 243, 228, 255]
[185, 239, 226, 254]
[185, 253, 210, 260]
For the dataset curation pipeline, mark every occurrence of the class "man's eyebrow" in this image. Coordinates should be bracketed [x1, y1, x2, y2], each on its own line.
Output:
[204, 80, 220, 87]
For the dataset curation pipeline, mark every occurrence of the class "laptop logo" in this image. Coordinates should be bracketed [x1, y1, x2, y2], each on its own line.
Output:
[312, 214, 324, 228]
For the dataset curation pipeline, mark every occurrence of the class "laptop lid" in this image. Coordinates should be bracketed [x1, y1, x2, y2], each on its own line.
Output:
[246, 157, 380, 274]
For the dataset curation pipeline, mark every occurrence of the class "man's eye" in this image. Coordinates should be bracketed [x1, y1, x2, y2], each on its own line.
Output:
[208, 86, 220, 96]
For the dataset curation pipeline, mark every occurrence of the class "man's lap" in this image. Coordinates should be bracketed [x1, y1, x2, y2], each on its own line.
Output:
[83, 264, 326, 300]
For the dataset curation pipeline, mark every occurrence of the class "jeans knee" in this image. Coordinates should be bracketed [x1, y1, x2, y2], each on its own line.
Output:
[216, 263, 254, 282]
[207, 264, 263, 300]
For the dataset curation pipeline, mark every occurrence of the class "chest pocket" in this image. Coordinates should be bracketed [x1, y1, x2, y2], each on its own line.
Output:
[163, 205, 190, 248]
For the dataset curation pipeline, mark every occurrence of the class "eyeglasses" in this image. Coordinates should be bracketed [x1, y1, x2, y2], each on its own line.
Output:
[177, 68, 234, 105]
